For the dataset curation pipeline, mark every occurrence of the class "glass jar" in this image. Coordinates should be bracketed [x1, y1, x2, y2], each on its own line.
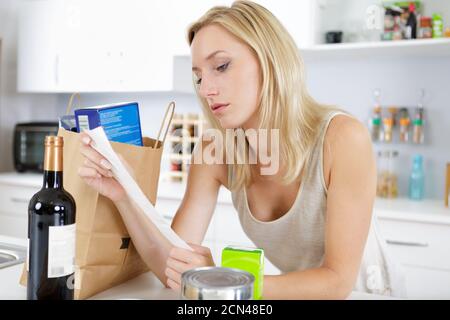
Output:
[399, 108, 410, 143]
[377, 150, 399, 198]
[412, 107, 424, 144]
[370, 107, 382, 142]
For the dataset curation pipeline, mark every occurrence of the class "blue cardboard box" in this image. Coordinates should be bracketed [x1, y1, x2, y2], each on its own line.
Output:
[75, 102, 143, 146]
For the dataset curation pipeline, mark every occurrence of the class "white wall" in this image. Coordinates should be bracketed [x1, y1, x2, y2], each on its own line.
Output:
[304, 55, 450, 200]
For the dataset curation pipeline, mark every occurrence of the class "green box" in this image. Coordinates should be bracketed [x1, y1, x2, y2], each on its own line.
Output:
[221, 246, 264, 300]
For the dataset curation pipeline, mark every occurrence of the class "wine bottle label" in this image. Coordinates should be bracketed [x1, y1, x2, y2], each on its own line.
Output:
[48, 223, 76, 278]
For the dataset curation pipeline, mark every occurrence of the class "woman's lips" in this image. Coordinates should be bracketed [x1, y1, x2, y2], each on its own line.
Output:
[211, 103, 230, 114]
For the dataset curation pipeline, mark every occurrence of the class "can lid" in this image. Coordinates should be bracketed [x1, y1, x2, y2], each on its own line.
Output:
[181, 267, 254, 300]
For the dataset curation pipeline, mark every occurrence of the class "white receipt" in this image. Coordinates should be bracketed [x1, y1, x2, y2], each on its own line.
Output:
[85, 127, 193, 251]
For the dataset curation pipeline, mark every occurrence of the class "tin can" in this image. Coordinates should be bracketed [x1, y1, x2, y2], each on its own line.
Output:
[181, 267, 254, 300]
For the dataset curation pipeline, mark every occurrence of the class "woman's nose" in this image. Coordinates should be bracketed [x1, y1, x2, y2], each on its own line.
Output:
[199, 78, 219, 98]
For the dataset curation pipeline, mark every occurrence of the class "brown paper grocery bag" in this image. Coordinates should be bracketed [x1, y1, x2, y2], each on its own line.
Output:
[20, 100, 175, 300]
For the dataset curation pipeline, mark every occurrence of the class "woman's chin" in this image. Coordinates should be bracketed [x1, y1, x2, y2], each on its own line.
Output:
[218, 118, 242, 130]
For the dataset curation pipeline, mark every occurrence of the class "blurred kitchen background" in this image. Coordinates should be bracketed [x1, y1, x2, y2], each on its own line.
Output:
[0, 0, 450, 299]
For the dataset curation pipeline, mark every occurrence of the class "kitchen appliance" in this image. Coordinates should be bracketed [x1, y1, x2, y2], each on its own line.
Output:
[325, 31, 343, 43]
[181, 267, 254, 300]
[13, 122, 59, 173]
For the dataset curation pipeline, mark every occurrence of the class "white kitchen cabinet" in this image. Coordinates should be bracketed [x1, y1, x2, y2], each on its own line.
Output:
[0, 183, 40, 239]
[402, 265, 450, 299]
[17, 0, 60, 92]
[18, 0, 174, 92]
[377, 216, 450, 299]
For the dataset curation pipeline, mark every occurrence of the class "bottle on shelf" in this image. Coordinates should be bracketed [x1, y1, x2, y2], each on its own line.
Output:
[412, 107, 424, 144]
[371, 107, 382, 142]
[405, 2, 417, 39]
[376, 150, 399, 199]
[370, 89, 382, 142]
[418, 16, 433, 39]
[399, 108, 410, 143]
[409, 154, 425, 200]
[27, 136, 76, 300]
[432, 13, 443, 38]
[382, 107, 397, 143]
[412, 90, 425, 144]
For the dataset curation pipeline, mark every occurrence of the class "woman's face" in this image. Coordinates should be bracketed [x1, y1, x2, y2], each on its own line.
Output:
[191, 24, 262, 129]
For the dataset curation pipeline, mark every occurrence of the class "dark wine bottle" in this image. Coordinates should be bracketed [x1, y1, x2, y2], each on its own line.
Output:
[406, 3, 417, 39]
[27, 136, 76, 300]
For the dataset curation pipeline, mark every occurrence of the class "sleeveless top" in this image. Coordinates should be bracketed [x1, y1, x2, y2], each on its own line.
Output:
[228, 112, 407, 297]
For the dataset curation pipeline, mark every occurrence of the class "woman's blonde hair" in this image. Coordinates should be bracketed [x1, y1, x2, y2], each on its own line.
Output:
[188, 1, 335, 191]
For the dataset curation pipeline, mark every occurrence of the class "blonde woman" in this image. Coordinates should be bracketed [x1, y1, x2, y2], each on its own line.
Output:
[78, 1, 405, 299]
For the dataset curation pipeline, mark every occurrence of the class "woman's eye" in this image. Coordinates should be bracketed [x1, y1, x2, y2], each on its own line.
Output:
[217, 62, 230, 72]
[196, 78, 202, 85]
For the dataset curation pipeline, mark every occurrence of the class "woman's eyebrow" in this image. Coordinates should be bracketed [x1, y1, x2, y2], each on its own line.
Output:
[192, 50, 229, 71]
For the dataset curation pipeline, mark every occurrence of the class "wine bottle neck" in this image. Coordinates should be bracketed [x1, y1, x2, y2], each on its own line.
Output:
[42, 136, 64, 189]
[42, 171, 63, 189]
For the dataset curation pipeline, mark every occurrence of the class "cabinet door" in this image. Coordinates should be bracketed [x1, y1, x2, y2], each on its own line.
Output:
[378, 218, 450, 270]
[17, 0, 61, 92]
[403, 265, 450, 299]
[0, 184, 40, 239]
[18, 0, 174, 92]
[377, 217, 450, 299]
[252, 0, 319, 48]
[58, 0, 174, 92]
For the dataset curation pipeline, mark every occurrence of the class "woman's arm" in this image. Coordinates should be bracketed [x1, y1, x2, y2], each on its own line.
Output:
[78, 133, 226, 286]
[263, 116, 377, 299]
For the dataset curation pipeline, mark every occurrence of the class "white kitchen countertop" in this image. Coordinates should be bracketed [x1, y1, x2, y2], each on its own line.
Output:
[0, 236, 395, 300]
[1, 172, 447, 224]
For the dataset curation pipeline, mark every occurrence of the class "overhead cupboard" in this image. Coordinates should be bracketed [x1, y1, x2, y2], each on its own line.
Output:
[16, 0, 450, 93]
[16, 0, 322, 92]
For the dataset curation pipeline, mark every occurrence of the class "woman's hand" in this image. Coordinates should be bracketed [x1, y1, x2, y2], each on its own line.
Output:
[165, 244, 215, 291]
[77, 131, 127, 202]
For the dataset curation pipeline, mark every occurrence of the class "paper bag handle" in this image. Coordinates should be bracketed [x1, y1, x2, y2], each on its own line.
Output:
[66, 92, 82, 115]
[153, 101, 175, 149]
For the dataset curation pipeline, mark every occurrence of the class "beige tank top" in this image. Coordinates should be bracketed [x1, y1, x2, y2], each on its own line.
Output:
[228, 112, 406, 297]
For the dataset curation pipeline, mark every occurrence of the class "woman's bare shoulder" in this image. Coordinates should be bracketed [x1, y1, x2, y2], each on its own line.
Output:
[325, 114, 371, 150]
[322, 114, 373, 186]
[191, 135, 229, 187]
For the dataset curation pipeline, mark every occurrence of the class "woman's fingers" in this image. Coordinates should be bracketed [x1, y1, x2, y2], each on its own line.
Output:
[169, 247, 199, 265]
[188, 243, 212, 257]
[83, 158, 113, 178]
[167, 278, 180, 291]
[79, 131, 91, 146]
[169, 245, 214, 269]
[80, 143, 112, 170]
[167, 256, 191, 274]
[165, 266, 182, 285]
[78, 166, 101, 179]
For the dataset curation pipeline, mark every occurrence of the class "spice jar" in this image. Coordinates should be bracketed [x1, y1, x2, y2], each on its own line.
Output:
[399, 108, 410, 143]
[371, 107, 382, 142]
[418, 16, 433, 39]
[412, 107, 424, 144]
[377, 150, 399, 198]
[382, 117, 394, 143]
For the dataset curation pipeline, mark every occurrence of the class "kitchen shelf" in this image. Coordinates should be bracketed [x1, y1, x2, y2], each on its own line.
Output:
[165, 113, 206, 183]
[301, 38, 450, 60]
